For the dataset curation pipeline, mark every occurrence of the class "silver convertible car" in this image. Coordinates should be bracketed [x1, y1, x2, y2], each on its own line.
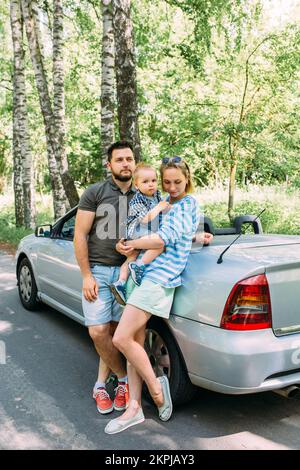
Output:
[16, 207, 300, 404]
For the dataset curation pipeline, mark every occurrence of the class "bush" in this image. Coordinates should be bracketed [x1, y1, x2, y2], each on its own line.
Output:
[196, 185, 300, 235]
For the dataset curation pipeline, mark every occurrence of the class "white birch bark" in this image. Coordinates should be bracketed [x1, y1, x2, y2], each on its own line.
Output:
[21, 0, 66, 218]
[53, 0, 78, 207]
[113, 0, 141, 161]
[10, 0, 36, 228]
[101, 0, 115, 177]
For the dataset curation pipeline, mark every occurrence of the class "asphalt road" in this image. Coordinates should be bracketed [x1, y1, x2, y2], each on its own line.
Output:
[1, 250, 300, 450]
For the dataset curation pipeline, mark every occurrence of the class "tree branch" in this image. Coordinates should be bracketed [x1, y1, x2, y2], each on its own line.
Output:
[169, 131, 203, 146]
[245, 86, 261, 112]
[239, 35, 275, 123]
[86, 0, 101, 23]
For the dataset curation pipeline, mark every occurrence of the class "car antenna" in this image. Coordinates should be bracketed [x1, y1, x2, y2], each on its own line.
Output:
[217, 208, 266, 264]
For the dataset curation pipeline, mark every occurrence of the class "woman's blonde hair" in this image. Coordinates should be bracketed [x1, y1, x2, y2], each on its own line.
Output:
[160, 158, 194, 193]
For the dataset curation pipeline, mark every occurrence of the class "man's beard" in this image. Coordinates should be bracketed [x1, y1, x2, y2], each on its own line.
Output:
[112, 170, 132, 182]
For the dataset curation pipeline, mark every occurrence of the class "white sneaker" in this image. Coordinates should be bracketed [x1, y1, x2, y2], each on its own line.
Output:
[104, 408, 145, 434]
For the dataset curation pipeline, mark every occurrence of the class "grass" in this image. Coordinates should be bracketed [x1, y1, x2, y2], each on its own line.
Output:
[0, 194, 54, 249]
[1, 184, 300, 249]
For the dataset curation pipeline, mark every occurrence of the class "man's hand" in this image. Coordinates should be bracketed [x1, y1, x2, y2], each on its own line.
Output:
[116, 238, 136, 256]
[83, 274, 98, 302]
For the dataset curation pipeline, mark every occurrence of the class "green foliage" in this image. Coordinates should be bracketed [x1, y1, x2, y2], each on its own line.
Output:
[1, 0, 300, 210]
[0, 1, 13, 189]
[165, 0, 261, 73]
[0, 196, 53, 247]
[2, 184, 300, 248]
[202, 185, 300, 234]
[0, 207, 32, 246]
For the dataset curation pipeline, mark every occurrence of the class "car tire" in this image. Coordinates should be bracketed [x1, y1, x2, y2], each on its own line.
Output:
[144, 316, 196, 406]
[17, 258, 39, 311]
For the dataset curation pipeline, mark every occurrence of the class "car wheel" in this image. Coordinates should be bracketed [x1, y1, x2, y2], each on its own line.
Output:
[144, 316, 196, 406]
[17, 258, 39, 310]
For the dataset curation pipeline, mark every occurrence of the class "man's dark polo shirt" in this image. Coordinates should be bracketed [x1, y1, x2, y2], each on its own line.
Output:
[78, 177, 135, 266]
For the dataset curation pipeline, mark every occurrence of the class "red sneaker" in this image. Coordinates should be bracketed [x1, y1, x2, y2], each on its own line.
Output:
[93, 387, 114, 414]
[114, 382, 129, 411]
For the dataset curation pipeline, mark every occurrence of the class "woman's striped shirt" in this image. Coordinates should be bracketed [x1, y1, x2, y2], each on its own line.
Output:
[143, 195, 201, 288]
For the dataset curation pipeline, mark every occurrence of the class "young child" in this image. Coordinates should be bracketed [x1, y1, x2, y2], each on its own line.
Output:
[111, 163, 171, 305]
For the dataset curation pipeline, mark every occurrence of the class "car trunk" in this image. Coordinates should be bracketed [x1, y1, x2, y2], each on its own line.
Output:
[266, 262, 300, 336]
[180, 234, 300, 332]
[226, 238, 300, 337]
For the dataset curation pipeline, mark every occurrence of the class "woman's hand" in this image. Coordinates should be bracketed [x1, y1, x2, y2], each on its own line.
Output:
[116, 238, 136, 256]
[203, 232, 213, 245]
[194, 232, 214, 245]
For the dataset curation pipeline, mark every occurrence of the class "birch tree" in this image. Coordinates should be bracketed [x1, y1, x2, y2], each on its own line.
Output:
[53, 0, 79, 206]
[20, 0, 65, 218]
[21, 0, 79, 217]
[10, 0, 35, 228]
[101, 0, 115, 177]
[113, 0, 141, 161]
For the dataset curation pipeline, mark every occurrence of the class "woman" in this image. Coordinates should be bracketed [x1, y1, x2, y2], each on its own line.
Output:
[104, 156, 202, 434]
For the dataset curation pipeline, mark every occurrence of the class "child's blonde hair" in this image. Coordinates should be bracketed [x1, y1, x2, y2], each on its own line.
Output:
[133, 162, 157, 182]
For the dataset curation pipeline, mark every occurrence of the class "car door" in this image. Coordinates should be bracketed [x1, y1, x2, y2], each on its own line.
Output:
[36, 210, 83, 317]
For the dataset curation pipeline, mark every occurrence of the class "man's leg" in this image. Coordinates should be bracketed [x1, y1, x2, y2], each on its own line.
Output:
[90, 323, 127, 414]
[96, 358, 110, 384]
[83, 265, 128, 413]
[115, 325, 145, 420]
[89, 323, 127, 379]
[83, 265, 127, 379]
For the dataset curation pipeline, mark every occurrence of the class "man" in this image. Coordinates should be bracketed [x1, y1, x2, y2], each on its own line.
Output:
[74, 141, 136, 414]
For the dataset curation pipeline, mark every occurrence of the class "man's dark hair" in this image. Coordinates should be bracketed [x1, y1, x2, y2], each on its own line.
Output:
[107, 141, 134, 162]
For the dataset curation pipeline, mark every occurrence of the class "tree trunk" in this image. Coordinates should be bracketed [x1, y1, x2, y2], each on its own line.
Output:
[53, 0, 79, 207]
[113, 0, 141, 161]
[101, 0, 115, 177]
[228, 161, 237, 222]
[21, 0, 78, 217]
[12, 127, 24, 227]
[10, 0, 36, 228]
[21, 0, 66, 219]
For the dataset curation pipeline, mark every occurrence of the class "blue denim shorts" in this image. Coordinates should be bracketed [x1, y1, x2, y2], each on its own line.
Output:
[82, 264, 123, 327]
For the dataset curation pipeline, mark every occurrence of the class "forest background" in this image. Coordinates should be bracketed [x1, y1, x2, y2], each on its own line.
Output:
[0, 0, 300, 248]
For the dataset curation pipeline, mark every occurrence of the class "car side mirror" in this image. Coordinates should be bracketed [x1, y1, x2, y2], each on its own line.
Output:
[35, 224, 52, 238]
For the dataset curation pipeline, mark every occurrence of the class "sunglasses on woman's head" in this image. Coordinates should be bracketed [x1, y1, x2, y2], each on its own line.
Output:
[162, 156, 182, 164]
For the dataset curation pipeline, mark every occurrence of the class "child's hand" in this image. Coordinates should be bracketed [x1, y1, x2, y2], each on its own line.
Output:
[158, 201, 172, 213]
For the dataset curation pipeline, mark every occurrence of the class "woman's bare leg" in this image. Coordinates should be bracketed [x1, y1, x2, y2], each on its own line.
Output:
[113, 304, 164, 407]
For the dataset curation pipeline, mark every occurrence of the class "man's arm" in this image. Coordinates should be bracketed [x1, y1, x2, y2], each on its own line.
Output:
[74, 209, 98, 302]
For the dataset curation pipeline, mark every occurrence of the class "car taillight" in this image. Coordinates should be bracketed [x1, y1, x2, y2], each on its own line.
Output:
[221, 274, 272, 330]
